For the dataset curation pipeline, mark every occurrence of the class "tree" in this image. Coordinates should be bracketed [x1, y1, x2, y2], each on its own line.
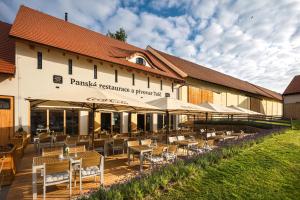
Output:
[107, 28, 128, 42]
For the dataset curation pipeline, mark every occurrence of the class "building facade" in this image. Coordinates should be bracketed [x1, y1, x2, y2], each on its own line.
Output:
[0, 6, 283, 145]
[283, 75, 300, 119]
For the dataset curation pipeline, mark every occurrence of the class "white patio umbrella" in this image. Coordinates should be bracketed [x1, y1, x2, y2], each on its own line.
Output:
[228, 105, 263, 115]
[198, 102, 244, 114]
[27, 86, 161, 145]
[147, 97, 214, 142]
[147, 97, 213, 113]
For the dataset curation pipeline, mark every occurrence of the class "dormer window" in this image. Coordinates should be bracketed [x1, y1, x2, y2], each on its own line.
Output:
[136, 57, 146, 66]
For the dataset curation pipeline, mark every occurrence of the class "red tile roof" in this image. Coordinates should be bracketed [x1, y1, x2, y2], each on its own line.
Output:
[150, 47, 282, 101]
[9, 6, 182, 81]
[0, 21, 15, 74]
[283, 75, 300, 95]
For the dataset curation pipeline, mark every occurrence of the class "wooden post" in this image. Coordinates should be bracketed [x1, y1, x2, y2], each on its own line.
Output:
[91, 103, 96, 148]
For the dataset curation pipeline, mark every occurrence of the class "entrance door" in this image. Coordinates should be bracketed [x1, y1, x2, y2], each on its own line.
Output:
[0, 96, 14, 145]
[30, 109, 47, 136]
[101, 113, 111, 132]
[137, 114, 145, 131]
[66, 110, 79, 136]
[49, 110, 64, 133]
[146, 114, 151, 131]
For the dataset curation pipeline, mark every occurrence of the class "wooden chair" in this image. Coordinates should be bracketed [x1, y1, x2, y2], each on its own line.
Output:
[69, 145, 86, 154]
[42, 147, 63, 157]
[93, 140, 106, 156]
[8, 138, 24, 159]
[78, 135, 90, 141]
[177, 135, 185, 141]
[43, 160, 72, 200]
[0, 146, 16, 187]
[38, 135, 53, 154]
[145, 146, 165, 169]
[127, 140, 140, 161]
[162, 145, 177, 162]
[112, 139, 125, 155]
[168, 136, 177, 144]
[141, 139, 152, 146]
[54, 134, 68, 147]
[65, 136, 77, 147]
[78, 152, 104, 193]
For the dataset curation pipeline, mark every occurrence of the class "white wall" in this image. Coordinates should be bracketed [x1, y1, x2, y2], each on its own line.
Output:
[284, 94, 300, 104]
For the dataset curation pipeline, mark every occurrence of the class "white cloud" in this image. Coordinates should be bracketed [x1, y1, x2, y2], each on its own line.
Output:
[0, 0, 300, 93]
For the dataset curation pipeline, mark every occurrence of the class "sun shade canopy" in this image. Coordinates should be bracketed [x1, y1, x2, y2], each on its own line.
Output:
[27, 87, 160, 112]
[198, 102, 244, 114]
[228, 105, 263, 115]
[146, 97, 214, 113]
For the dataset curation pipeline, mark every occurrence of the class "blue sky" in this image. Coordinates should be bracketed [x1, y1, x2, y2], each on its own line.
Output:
[1, 0, 300, 93]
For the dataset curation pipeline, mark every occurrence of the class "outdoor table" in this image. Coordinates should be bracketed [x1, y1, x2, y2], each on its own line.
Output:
[127, 145, 153, 172]
[213, 135, 236, 142]
[32, 151, 104, 199]
[175, 140, 198, 155]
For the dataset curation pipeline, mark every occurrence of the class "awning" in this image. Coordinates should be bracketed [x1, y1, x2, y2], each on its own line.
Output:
[147, 97, 213, 113]
[198, 102, 244, 114]
[228, 105, 263, 115]
[27, 87, 160, 112]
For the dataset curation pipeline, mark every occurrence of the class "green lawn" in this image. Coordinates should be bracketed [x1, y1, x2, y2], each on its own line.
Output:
[153, 130, 300, 200]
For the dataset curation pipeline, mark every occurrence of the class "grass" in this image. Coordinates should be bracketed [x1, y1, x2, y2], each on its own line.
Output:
[154, 129, 300, 200]
[253, 120, 291, 127]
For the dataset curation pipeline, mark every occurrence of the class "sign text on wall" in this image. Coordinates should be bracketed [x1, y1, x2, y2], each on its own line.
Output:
[70, 78, 162, 97]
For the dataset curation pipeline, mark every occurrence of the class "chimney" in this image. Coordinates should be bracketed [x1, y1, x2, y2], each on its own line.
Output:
[65, 12, 68, 21]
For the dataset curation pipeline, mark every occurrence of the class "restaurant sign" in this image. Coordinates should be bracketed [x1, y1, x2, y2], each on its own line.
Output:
[86, 97, 128, 105]
[70, 78, 162, 97]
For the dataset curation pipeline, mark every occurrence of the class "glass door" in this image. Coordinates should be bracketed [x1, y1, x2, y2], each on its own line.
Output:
[66, 110, 79, 135]
[49, 110, 64, 133]
[31, 110, 47, 136]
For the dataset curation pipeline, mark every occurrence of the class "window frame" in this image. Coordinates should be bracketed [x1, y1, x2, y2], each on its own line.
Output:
[68, 59, 73, 75]
[115, 70, 118, 83]
[37, 52, 42, 69]
[136, 57, 146, 66]
[0, 98, 10, 109]
[94, 65, 97, 79]
[132, 73, 135, 86]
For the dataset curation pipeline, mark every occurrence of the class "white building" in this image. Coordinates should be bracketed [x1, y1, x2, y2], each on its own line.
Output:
[0, 6, 182, 144]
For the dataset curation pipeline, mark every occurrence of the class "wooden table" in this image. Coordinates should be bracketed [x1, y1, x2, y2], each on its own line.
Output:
[213, 135, 237, 142]
[32, 151, 104, 199]
[128, 145, 153, 172]
[175, 140, 198, 155]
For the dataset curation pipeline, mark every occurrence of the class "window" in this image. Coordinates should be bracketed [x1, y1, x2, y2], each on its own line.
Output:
[68, 59, 72, 75]
[160, 80, 163, 91]
[94, 65, 97, 79]
[147, 77, 150, 88]
[132, 73, 135, 86]
[0, 98, 10, 109]
[172, 83, 174, 92]
[37, 52, 42, 69]
[115, 70, 118, 83]
[136, 57, 146, 66]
